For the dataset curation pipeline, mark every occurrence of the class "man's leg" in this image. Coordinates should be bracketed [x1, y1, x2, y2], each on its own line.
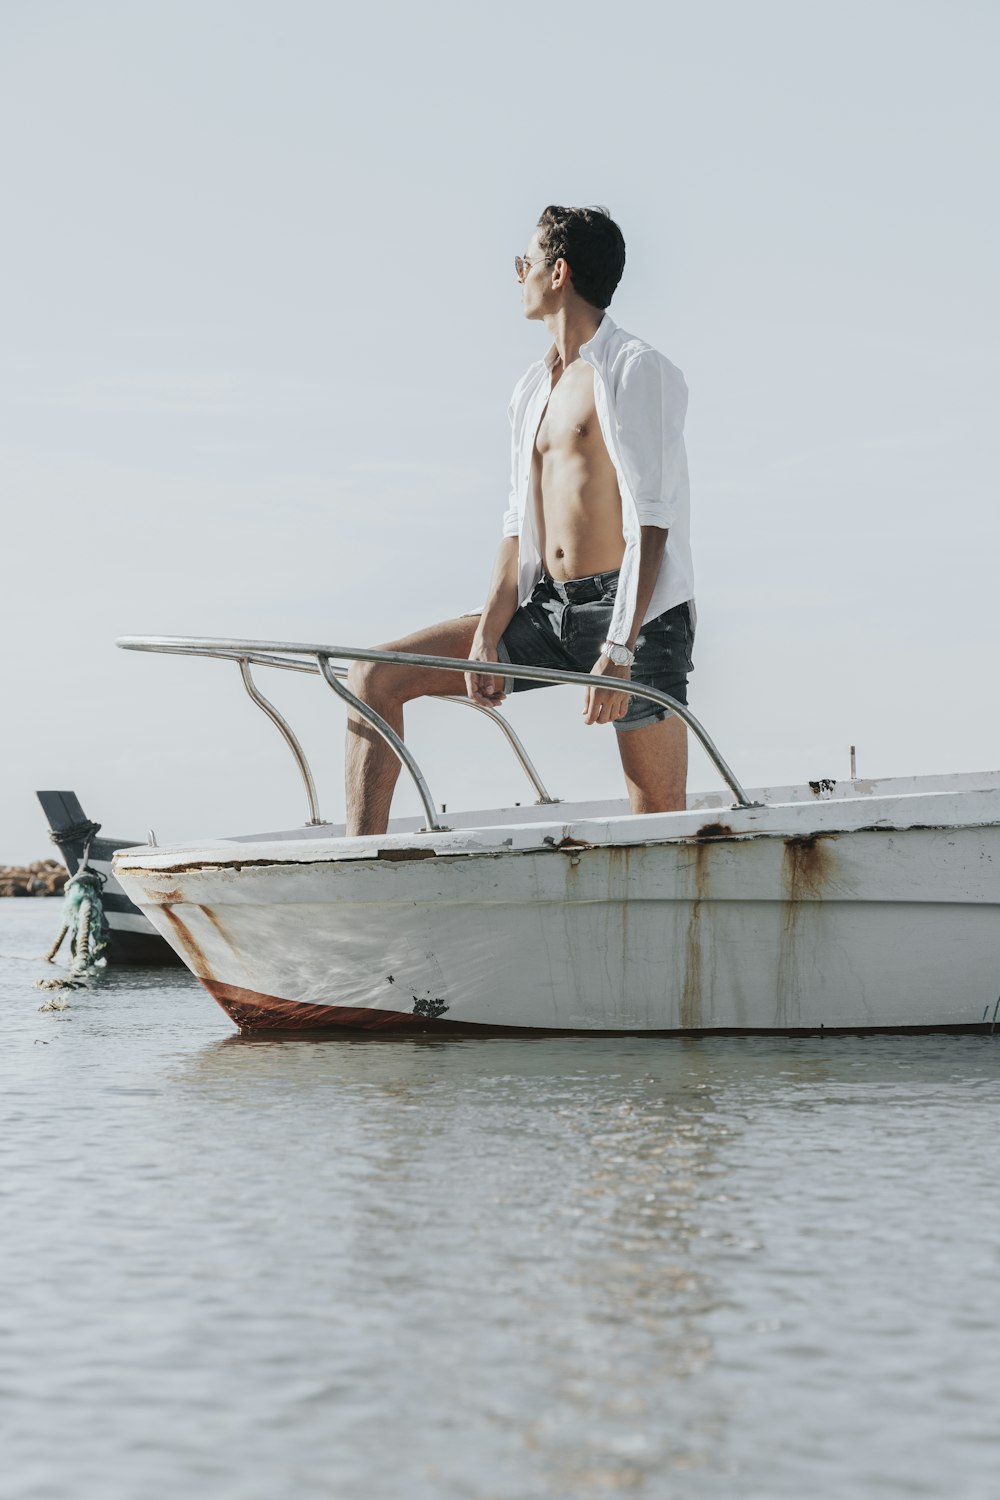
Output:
[344, 616, 484, 836]
[615, 714, 688, 814]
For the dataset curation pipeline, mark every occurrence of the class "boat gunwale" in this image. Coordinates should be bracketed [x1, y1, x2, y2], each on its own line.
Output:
[112, 786, 1000, 880]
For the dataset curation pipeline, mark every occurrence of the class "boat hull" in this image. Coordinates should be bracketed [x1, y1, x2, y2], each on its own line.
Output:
[114, 798, 1000, 1035]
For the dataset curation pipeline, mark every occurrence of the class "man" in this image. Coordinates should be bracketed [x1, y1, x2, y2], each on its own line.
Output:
[345, 204, 694, 836]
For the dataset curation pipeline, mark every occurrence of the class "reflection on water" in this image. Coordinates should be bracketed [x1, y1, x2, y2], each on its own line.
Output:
[3, 902, 1000, 1499]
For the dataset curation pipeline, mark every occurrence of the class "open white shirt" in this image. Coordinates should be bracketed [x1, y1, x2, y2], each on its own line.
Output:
[502, 313, 694, 648]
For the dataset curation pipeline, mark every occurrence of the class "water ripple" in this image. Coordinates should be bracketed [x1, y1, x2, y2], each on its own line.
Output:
[2, 903, 999, 1498]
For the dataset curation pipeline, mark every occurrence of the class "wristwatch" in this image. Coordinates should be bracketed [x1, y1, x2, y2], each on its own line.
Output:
[601, 640, 635, 667]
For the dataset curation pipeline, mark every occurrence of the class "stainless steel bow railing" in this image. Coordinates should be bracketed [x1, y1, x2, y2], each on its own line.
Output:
[116, 636, 755, 830]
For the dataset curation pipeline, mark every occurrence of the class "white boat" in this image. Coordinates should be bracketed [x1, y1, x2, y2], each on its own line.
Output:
[112, 636, 1000, 1037]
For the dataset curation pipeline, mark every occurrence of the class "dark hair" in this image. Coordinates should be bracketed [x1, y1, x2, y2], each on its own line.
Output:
[536, 205, 626, 310]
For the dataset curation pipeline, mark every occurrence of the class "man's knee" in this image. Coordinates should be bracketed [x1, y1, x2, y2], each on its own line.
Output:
[347, 658, 396, 704]
[348, 654, 428, 708]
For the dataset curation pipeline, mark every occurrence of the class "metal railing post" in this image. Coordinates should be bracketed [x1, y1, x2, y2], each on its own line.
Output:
[440, 696, 557, 804]
[315, 655, 448, 832]
[238, 660, 325, 826]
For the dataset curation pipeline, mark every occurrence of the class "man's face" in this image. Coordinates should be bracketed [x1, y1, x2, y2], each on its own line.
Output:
[519, 230, 553, 321]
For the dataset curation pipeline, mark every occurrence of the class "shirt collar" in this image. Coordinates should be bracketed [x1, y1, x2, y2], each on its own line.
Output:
[580, 312, 617, 361]
[543, 312, 617, 370]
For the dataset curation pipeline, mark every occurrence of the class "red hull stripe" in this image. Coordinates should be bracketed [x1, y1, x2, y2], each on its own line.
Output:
[201, 977, 990, 1038]
[203, 978, 543, 1035]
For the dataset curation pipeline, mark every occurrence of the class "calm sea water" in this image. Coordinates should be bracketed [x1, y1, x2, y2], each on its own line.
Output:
[2, 900, 999, 1500]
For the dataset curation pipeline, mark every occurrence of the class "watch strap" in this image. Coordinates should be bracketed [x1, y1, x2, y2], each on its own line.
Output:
[601, 640, 636, 667]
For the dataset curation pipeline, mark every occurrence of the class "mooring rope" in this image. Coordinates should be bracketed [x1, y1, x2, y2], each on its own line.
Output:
[36, 836, 109, 1008]
[47, 818, 102, 849]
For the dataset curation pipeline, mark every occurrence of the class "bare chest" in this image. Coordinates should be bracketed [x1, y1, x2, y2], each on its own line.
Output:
[534, 364, 607, 461]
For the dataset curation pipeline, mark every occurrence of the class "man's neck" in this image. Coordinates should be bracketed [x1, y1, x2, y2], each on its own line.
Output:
[543, 305, 604, 368]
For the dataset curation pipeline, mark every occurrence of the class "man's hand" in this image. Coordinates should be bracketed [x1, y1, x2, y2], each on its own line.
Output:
[465, 633, 507, 708]
[583, 656, 633, 725]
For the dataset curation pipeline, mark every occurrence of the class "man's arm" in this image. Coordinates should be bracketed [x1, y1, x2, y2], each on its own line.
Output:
[582, 526, 668, 725]
[465, 535, 520, 706]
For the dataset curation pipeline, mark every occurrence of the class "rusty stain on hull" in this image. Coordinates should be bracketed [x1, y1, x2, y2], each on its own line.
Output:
[160, 904, 211, 979]
[198, 904, 228, 939]
[682, 893, 703, 1029]
[678, 827, 838, 1031]
[197, 903, 245, 964]
[678, 825, 744, 1029]
[783, 833, 836, 901]
[680, 836, 721, 1029]
[694, 821, 734, 842]
[776, 833, 838, 1026]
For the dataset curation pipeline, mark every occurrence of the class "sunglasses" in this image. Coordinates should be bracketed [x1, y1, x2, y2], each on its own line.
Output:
[514, 254, 549, 282]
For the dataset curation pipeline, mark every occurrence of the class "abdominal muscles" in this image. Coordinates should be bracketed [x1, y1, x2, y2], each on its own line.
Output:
[532, 365, 626, 581]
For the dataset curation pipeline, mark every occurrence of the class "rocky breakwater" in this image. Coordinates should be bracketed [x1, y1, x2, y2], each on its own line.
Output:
[1, 860, 68, 897]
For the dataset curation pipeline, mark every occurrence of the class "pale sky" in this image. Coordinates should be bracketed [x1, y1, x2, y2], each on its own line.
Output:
[2, 0, 998, 861]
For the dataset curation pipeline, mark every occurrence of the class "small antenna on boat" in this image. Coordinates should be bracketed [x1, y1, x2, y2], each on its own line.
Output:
[849, 745, 857, 780]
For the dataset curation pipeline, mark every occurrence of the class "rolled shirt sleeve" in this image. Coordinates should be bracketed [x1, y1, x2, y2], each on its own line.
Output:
[502, 393, 521, 537]
[614, 351, 689, 528]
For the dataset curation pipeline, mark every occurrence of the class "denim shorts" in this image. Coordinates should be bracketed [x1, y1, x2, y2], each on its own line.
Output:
[496, 570, 694, 731]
